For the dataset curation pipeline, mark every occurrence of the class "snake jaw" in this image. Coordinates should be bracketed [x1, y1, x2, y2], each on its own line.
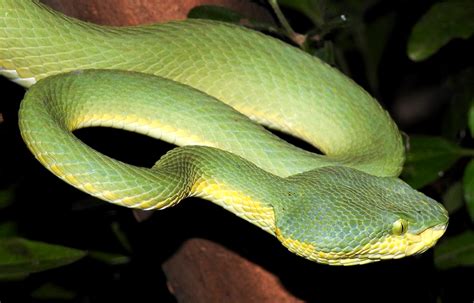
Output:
[403, 223, 447, 256]
[274, 223, 448, 266]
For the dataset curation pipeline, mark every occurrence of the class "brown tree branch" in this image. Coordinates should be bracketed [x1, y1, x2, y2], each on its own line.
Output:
[163, 238, 303, 303]
[41, 0, 272, 25]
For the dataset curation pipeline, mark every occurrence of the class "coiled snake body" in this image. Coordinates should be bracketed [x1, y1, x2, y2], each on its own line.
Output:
[0, 0, 448, 265]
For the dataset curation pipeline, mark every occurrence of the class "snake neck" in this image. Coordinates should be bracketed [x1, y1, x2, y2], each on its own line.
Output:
[156, 146, 283, 234]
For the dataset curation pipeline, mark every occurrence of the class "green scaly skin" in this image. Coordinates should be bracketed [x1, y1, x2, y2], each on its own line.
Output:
[2, 0, 448, 265]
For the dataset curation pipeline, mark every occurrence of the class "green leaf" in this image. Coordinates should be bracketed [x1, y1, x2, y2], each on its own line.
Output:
[402, 136, 462, 188]
[89, 251, 130, 265]
[0, 238, 86, 279]
[442, 182, 464, 215]
[407, 1, 474, 61]
[111, 222, 132, 253]
[188, 5, 243, 23]
[31, 283, 76, 300]
[464, 159, 474, 222]
[435, 231, 474, 270]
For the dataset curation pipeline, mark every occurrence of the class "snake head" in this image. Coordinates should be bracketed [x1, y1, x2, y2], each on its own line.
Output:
[273, 166, 448, 265]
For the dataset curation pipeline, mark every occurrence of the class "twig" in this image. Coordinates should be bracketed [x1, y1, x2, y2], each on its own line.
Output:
[268, 0, 306, 46]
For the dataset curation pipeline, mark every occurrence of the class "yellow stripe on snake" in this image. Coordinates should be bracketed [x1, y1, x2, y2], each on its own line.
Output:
[0, 0, 448, 265]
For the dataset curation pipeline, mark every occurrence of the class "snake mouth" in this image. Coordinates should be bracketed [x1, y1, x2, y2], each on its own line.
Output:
[333, 223, 449, 265]
[404, 223, 448, 256]
[276, 223, 449, 266]
[364, 223, 448, 262]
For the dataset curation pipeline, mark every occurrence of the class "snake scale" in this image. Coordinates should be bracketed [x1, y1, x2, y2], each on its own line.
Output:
[0, 0, 448, 265]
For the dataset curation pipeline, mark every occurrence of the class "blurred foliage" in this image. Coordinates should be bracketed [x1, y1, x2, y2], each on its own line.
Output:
[434, 231, 474, 269]
[442, 181, 464, 215]
[401, 136, 465, 189]
[0, 0, 473, 301]
[0, 238, 86, 280]
[407, 1, 474, 61]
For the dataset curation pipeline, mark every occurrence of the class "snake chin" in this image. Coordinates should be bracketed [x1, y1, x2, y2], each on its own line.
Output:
[402, 223, 448, 256]
[276, 223, 447, 266]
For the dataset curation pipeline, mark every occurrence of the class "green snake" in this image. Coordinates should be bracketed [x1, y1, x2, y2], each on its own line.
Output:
[1, 0, 448, 265]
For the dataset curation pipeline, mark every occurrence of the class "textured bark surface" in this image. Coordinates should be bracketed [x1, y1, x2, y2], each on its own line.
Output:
[41, 0, 272, 25]
[162, 238, 303, 303]
[35, 1, 302, 302]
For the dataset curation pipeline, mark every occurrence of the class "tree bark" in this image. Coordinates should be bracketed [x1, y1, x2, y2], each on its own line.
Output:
[163, 238, 303, 303]
[41, 0, 272, 25]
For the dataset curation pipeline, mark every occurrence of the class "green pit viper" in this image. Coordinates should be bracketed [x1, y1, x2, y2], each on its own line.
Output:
[0, 0, 448, 265]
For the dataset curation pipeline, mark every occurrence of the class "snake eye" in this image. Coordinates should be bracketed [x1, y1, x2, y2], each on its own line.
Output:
[392, 219, 408, 235]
